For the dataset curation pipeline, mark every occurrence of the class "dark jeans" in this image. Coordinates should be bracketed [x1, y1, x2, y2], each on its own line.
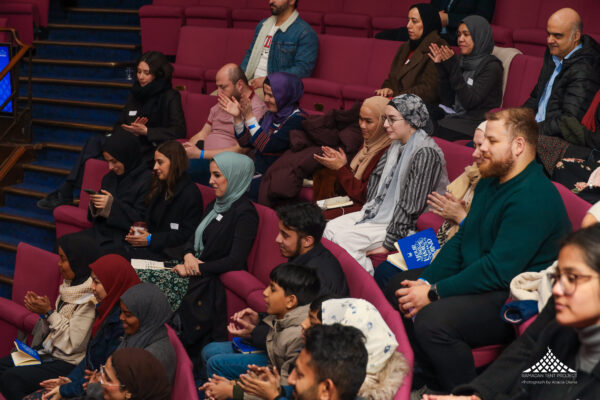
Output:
[0, 355, 76, 400]
[384, 270, 515, 391]
[64, 134, 107, 193]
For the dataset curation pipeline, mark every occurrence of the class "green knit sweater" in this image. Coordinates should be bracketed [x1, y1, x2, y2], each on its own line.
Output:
[421, 161, 571, 298]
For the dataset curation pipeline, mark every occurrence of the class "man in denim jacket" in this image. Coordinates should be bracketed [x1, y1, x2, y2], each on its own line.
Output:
[241, 0, 318, 90]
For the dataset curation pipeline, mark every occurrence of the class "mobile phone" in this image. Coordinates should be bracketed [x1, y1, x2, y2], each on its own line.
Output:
[84, 189, 97, 195]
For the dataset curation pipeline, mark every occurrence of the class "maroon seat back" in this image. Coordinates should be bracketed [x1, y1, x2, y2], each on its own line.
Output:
[180, 92, 217, 139]
[313, 34, 372, 83]
[433, 138, 473, 181]
[79, 159, 109, 209]
[501, 54, 543, 108]
[195, 184, 216, 211]
[167, 325, 199, 400]
[553, 182, 591, 231]
[13, 243, 61, 306]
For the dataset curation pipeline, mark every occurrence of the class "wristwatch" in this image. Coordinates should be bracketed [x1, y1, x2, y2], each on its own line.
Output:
[427, 284, 440, 302]
[40, 309, 54, 319]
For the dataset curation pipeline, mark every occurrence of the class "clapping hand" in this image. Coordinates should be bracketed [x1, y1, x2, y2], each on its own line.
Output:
[238, 365, 281, 400]
[121, 117, 149, 136]
[218, 92, 242, 118]
[313, 146, 348, 171]
[24, 291, 52, 314]
[427, 191, 467, 225]
[428, 43, 455, 63]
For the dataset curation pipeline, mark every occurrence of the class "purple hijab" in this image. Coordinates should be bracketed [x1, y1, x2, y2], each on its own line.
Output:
[260, 72, 304, 131]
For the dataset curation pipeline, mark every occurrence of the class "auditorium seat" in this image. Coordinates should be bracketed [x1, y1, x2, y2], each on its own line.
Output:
[371, 0, 412, 36]
[139, 0, 198, 56]
[500, 54, 543, 109]
[0, 243, 61, 357]
[184, 0, 234, 28]
[553, 182, 591, 231]
[298, 0, 343, 34]
[53, 158, 109, 239]
[0, 2, 37, 44]
[180, 92, 217, 138]
[166, 325, 199, 400]
[490, 0, 541, 50]
[12, 0, 48, 27]
[323, 0, 380, 38]
[196, 183, 216, 210]
[172, 26, 254, 93]
[231, 0, 269, 29]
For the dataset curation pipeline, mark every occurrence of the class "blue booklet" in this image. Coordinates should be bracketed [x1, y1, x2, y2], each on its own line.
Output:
[11, 339, 41, 366]
[232, 337, 264, 354]
[387, 228, 441, 271]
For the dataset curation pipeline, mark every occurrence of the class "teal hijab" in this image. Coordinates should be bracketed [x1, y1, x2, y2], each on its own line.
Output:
[193, 152, 255, 255]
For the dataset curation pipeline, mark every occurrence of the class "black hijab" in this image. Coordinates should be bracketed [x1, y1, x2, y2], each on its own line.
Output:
[408, 3, 442, 50]
[56, 233, 101, 285]
[102, 131, 143, 175]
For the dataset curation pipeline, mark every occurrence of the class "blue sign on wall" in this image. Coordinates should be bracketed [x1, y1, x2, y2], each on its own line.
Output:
[0, 45, 13, 113]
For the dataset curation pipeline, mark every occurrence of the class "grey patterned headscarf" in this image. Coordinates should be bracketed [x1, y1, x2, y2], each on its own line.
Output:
[388, 94, 430, 130]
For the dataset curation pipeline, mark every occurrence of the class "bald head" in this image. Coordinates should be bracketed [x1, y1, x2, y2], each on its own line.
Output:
[547, 8, 583, 59]
[215, 63, 250, 100]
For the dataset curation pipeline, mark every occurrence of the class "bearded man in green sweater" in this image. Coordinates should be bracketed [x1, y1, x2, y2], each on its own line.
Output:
[384, 107, 572, 392]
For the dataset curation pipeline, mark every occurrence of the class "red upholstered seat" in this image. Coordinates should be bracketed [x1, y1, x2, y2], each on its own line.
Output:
[139, 4, 186, 55]
[0, 2, 36, 44]
[167, 325, 199, 400]
[553, 182, 591, 231]
[11, 0, 47, 27]
[180, 92, 217, 139]
[185, 0, 234, 28]
[54, 158, 109, 239]
[195, 184, 216, 210]
[0, 243, 61, 357]
[501, 54, 543, 109]
[231, 3, 269, 30]
[298, 0, 342, 34]
[323, 0, 390, 37]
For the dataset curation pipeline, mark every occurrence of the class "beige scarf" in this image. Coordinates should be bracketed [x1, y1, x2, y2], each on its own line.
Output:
[349, 96, 391, 180]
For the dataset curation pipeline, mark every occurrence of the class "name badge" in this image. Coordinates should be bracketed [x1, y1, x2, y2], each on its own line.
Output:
[216, 214, 223, 221]
[129, 110, 137, 116]
[170, 223, 179, 230]
[467, 78, 474, 86]
[404, 58, 410, 65]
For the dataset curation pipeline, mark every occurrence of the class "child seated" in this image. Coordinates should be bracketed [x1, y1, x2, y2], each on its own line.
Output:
[200, 263, 320, 399]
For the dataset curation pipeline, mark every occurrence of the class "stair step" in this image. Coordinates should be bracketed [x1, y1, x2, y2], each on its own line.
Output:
[66, 8, 140, 26]
[32, 40, 141, 62]
[23, 162, 70, 176]
[0, 208, 56, 230]
[21, 163, 70, 190]
[19, 78, 131, 104]
[33, 40, 139, 50]
[45, 142, 83, 153]
[77, 0, 151, 9]
[21, 96, 124, 110]
[34, 118, 112, 132]
[3, 184, 48, 199]
[22, 96, 123, 125]
[47, 24, 141, 43]
[47, 23, 141, 32]
[67, 7, 139, 14]
[29, 58, 135, 80]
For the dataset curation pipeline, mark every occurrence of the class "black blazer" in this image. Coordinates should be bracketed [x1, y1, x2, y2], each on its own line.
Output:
[145, 174, 204, 259]
[184, 195, 259, 276]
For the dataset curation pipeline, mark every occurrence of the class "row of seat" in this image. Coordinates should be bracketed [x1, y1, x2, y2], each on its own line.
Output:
[0, 0, 48, 44]
[171, 26, 543, 114]
[140, 0, 600, 56]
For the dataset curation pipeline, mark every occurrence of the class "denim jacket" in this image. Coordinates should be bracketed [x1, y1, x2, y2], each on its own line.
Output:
[241, 11, 318, 79]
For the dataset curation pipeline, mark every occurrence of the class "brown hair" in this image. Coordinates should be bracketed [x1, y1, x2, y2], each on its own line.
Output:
[485, 107, 539, 148]
[146, 140, 188, 204]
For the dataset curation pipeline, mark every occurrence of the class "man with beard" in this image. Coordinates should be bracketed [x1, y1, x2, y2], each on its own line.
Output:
[383, 107, 571, 393]
[241, 0, 318, 90]
[287, 324, 368, 400]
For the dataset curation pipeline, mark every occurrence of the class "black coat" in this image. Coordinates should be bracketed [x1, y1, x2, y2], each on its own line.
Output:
[524, 35, 600, 139]
[291, 243, 349, 298]
[114, 88, 186, 163]
[454, 298, 600, 400]
[430, 0, 495, 43]
[88, 163, 152, 249]
[124, 174, 204, 260]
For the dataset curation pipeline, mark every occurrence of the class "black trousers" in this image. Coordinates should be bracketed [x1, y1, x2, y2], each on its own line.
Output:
[0, 355, 76, 400]
[384, 269, 515, 392]
[65, 134, 107, 190]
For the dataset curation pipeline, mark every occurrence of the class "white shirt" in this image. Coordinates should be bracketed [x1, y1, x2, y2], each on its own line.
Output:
[254, 25, 279, 78]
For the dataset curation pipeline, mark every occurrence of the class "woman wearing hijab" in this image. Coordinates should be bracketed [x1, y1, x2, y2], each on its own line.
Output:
[0, 234, 99, 400]
[219, 72, 305, 199]
[173, 152, 259, 363]
[428, 15, 503, 141]
[38, 51, 185, 210]
[25, 254, 141, 400]
[84, 131, 152, 253]
[313, 96, 392, 219]
[376, 4, 447, 104]
[99, 348, 171, 400]
[324, 94, 449, 275]
[122, 140, 204, 261]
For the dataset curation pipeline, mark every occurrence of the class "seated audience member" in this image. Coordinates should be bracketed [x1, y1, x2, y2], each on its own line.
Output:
[81, 131, 152, 253]
[276, 202, 349, 297]
[30, 254, 141, 400]
[184, 64, 268, 184]
[376, 4, 446, 104]
[240, 0, 318, 91]
[324, 94, 449, 274]
[173, 152, 258, 360]
[376, 0, 495, 46]
[384, 108, 571, 392]
[523, 8, 600, 176]
[313, 96, 391, 220]
[298, 298, 409, 400]
[200, 263, 320, 399]
[98, 348, 171, 400]
[429, 15, 503, 141]
[0, 235, 98, 400]
[38, 51, 185, 210]
[220, 72, 305, 199]
[375, 121, 485, 290]
[122, 141, 203, 261]
[422, 225, 600, 400]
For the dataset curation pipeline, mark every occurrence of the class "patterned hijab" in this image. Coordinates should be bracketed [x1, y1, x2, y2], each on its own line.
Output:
[349, 97, 392, 180]
[322, 298, 398, 374]
[193, 152, 255, 255]
[260, 72, 304, 130]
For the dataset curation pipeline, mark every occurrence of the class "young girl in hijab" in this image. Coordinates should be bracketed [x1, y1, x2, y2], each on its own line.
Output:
[377, 3, 446, 103]
[174, 152, 259, 364]
[428, 15, 503, 141]
[85, 131, 152, 253]
[0, 234, 99, 400]
[123, 140, 204, 261]
[100, 348, 171, 400]
[219, 72, 305, 199]
[38, 51, 185, 210]
[313, 96, 392, 219]
[324, 94, 449, 274]
[26, 254, 141, 400]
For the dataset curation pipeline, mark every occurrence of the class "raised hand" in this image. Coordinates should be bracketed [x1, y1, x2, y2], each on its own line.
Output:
[218, 92, 241, 117]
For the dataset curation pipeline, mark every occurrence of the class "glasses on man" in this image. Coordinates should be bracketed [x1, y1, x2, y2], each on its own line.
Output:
[381, 116, 405, 125]
[548, 269, 599, 296]
[99, 364, 126, 389]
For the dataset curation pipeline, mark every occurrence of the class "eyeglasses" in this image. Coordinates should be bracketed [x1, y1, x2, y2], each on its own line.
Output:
[381, 116, 405, 125]
[548, 270, 599, 296]
[99, 364, 126, 389]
